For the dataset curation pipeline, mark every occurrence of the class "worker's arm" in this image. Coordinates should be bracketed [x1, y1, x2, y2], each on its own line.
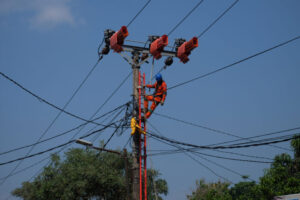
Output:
[161, 82, 167, 105]
[146, 82, 156, 88]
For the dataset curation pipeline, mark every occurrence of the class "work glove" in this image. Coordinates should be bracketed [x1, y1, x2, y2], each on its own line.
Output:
[160, 101, 164, 106]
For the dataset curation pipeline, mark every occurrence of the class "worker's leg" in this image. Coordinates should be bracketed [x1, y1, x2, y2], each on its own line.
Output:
[145, 97, 161, 118]
[144, 95, 154, 113]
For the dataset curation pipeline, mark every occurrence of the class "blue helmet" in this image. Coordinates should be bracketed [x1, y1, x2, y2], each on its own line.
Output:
[155, 73, 162, 82]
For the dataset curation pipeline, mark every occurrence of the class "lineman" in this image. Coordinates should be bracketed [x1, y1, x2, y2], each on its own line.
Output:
[144, 73, 167, 119]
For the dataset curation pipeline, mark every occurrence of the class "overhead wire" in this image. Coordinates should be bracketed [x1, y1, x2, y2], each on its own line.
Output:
[209, 126, 300, 147]
[191, 152, 255, 182]
[0, 71, 115, 127]
[167, 0, 204, 36]
[0, 157, 49, 181]
[148, 146, 272, 164]
[25, 71, 132, 182]
[0, 102, 128, 156]
[147, 121, 233, 183]
[21, 0, 153, 183]
[168, 35, 300, 90]
[197, 0, 239, 39]
[127, 0, 152, 27]
[0, 119, 123, 166]
[0, 57, 104, 186]
[153, 112, 292, 151]
[1, 0, 151, 188]
[148, 131, 299, 150]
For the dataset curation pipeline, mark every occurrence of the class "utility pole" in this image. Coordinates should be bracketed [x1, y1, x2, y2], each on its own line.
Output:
[131, 51, 141, 200]
[100, 25, 198, 200]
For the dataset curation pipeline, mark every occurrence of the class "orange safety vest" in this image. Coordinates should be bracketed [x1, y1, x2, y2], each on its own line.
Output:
[146, 81, 167, 102]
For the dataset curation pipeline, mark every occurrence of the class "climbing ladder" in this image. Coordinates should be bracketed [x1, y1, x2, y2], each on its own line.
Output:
[138, 71, 147, 200]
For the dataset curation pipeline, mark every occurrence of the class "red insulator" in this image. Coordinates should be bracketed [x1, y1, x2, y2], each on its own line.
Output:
[150, 35, 168, 60]
[110, 26, 129, 53]
[177, 37, 198, 63]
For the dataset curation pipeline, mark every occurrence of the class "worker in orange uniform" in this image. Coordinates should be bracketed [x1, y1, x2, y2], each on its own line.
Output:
[144, 73, 167, 119]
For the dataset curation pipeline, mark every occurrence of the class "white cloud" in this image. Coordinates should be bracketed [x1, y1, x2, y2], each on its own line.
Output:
[0, 0, 79, 29]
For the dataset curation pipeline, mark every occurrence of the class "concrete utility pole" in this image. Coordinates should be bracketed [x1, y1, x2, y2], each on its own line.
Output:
[131, 51, 141, 200]
[101, 26, 195, 199]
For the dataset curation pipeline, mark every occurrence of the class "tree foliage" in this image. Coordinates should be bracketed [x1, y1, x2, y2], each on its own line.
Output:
[12, 147, 168, 200]
[187, 179, 232, 200]
[186, 135, 300, 200]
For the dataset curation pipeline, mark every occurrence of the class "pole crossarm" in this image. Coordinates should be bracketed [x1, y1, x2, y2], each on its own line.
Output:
[122, 44, 177, 57]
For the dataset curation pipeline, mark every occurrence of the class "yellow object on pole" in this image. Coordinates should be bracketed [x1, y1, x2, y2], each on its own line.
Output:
[130, 117, 145, 135]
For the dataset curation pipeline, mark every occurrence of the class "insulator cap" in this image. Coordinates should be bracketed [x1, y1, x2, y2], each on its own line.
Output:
[176, 37, 198, 63]
[150, 35, 168, 60]
[110, 26, 129, 53]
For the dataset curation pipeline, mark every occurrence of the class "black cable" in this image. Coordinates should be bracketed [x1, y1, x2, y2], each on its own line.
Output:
[148, 146, 272, 164]
[148, 131, 299, 150]
[127, 0, 152, 27]
[147, 122, 233, 183]
[185, 152, 233, 183]
[0, 156, 49, 181]
[168, 35, 300, 90]
[0, 58, 103, 186]
[148, 146, 273, 161]
[25, 71, 132, 182]
[191, 152, 255, 182]
[153, 112, 292, 151]
[123, 136, 132, 150]
[90, 107, 125, 143]
[0, 70, 110, 127]
[197, 0, 239, 39]
[209, 126, 300, 147]
[0, 102, 128, 156]
[154, 112, 241, 138]
[0, 120, 122, 166]
[167, 0, 204, 36]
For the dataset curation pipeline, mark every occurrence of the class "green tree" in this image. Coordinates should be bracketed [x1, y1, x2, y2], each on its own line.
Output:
[147, 169, 168, 200]
[12, 148, 168, 200]
[186, 134, 300, 200]
[186, 179, 232, 200]
[258, 135, 300, 199]
[229, 181, 262, 200]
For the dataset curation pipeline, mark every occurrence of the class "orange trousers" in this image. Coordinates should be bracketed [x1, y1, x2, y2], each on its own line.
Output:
[144, 95, 161, 118]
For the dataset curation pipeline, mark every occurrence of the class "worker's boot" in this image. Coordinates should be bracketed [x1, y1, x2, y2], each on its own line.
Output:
[141, 116, 146, 123]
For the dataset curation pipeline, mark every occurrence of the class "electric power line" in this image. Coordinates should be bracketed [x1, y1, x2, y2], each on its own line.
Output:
[168, 35, 300, 90]
[147, 121, 233, 183]
[153, 112, 292, 151]
[0, 71, 111, 127]
[0, 58, 103, 186]
[127, 0, 152, 27]
[148, 131, 299, 150]
[25, 70, 132, 182]
[0, 119, 122, 166]
[0, 102, 129, 156]
[197, 0, 239, 39]
[167, 0, 204, 36]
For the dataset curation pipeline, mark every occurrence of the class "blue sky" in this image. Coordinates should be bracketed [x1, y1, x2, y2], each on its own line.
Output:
[0, 0, 300, 199]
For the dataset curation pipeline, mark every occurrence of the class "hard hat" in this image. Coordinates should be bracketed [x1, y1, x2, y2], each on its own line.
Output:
[155, 73, 162, 82]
